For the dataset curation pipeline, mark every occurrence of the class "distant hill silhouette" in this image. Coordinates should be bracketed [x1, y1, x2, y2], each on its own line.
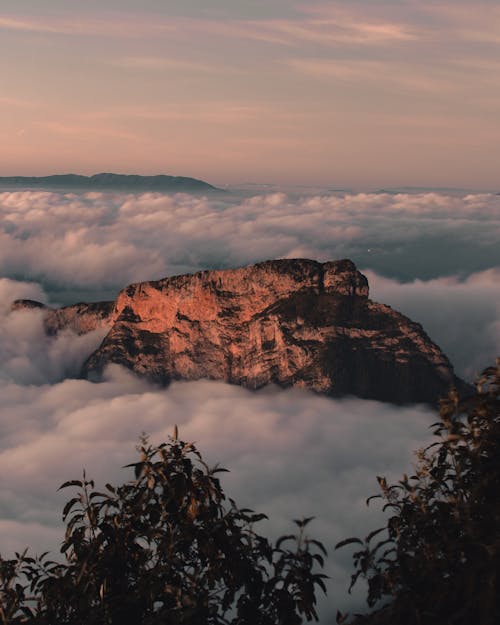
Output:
[0, 172, 218, 192]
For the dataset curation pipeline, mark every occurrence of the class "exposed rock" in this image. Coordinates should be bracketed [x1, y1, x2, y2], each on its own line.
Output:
[73, 258, 467, 405]
[11, 299, 48, 312]
[11, 299, 114, 335]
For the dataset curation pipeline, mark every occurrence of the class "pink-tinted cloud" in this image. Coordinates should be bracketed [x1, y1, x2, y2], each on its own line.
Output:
[0, 13, 176, 37]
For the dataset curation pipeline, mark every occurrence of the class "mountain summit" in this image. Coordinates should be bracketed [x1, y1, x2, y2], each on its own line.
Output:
[13, 259, 468, 404]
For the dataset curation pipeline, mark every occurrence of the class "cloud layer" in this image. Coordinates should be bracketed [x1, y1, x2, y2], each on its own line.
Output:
[1, 189, 498, 377]
[0, 366, 435, 617]
[1, 190, 498, 294]
[0, 189, 499, 622]
[367, 269, 500, 379]
[0, 278, 107, 384]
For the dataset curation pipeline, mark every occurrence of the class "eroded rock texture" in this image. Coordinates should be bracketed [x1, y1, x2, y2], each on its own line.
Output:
[72, 258, 465, 404]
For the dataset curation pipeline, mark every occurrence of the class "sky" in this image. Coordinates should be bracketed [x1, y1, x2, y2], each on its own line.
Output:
[1, 0, 500, 186]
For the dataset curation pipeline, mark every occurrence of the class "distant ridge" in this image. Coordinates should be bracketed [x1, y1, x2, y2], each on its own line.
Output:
[375, 186, 491, 195]
[0, 173, 219, 192]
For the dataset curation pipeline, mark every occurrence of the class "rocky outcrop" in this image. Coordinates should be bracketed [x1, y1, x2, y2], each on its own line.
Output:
[12, 259, 467, 404]
[11, 299, 114, 335]
[77, 259, 464, 404]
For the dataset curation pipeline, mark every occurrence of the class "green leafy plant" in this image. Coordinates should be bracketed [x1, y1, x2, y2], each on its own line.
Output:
[336, 359, 500, 625]
[0, 432, 327, 625]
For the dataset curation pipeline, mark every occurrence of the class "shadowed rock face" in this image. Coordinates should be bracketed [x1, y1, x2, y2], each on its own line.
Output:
[11, 299, 114, 335]
[53, 258, 463, 405]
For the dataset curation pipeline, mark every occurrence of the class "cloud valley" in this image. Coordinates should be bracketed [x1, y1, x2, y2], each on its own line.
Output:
[0, 189, 499, 619]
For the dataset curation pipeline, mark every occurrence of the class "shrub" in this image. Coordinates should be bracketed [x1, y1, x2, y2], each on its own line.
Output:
[336, 359, 500, 625]
[0, 432, 327, 625]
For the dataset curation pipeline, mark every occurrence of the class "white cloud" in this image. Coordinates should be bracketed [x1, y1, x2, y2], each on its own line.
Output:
[366, 269, 500, 379]
[0, 367, 435, 617]
[0, 278, 107, 384]
[0, 277, 47, 312]
[0, 189, 499, 622]
[1, 190, 498, 294]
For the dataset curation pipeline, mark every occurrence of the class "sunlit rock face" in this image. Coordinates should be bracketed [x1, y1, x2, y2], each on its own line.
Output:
[29, 257, 459, 405]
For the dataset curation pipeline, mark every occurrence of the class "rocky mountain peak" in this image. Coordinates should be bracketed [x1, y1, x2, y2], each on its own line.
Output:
[12, 259, 467, 404]
[110, 258, 369, 331]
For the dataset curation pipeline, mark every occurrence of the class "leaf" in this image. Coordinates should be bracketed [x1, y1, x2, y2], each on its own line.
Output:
[124, 462, 145, 479]
[62, 497, 81, 520]
[365, 527, 386, 543]
[276, 534, 296, 549]
[314, 576, 328, 594]
[335, 537, 364, 550]
[307, 539, 328, 555]
[89, 491, 109, 500]
[58, 480, 83, 491]
[313, 553, 324, 567]
[370, 538, 393, 555]
[293, 516, 315, 528]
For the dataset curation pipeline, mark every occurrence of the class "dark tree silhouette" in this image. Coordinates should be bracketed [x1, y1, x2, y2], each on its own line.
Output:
[337, 359, 500, 625]
[0, 433, 327, 625]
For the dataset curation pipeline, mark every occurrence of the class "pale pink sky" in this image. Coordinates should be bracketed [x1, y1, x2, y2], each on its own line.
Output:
[1, 1, 499, 187]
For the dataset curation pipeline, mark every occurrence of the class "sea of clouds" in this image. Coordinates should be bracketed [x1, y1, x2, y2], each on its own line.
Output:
[1, 188, 499, 291]
[0, 189, 499, 619]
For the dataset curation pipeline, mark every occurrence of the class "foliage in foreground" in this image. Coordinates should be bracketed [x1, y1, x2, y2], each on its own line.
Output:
[0, 433, 327, 625]
[337, 359, 500, 625]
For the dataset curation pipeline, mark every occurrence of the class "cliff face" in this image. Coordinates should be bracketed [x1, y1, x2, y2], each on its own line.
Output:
[75, 258, 463, 404]
[12, 259, 466, 404]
